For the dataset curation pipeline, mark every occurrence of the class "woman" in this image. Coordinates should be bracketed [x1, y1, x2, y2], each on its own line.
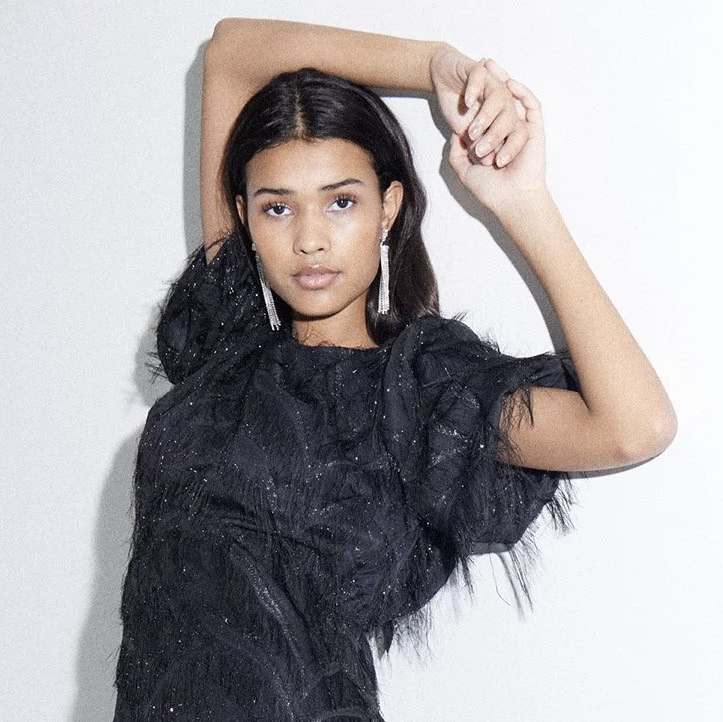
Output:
[114, 19, 676, 721]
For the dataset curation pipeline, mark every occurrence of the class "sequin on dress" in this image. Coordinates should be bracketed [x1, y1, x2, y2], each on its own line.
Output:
[113, 232, 576, 721]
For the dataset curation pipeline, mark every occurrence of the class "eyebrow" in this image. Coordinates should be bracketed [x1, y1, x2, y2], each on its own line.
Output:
[252, 177, 365, 197]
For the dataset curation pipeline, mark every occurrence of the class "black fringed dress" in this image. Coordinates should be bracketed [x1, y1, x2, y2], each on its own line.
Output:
[113, 232, 576, 721]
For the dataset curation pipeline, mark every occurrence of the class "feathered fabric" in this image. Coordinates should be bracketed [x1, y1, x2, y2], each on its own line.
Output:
[114, 231, 576, 721]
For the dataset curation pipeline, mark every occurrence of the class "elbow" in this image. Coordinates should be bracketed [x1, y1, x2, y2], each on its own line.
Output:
[206, 18, 242, 63]
[640, 409, 677, 460]
[615, 405, 678, 466]
[206, 19, 229, 58]
[203, 21, 236, 79]
[210, 18, 236, 46]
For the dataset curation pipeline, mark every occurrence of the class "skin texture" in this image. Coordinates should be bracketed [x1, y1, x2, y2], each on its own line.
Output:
[237, 139, 402, 348]
[201, 21, 677, 473]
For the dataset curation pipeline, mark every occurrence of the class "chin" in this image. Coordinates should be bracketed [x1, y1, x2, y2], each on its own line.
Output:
[283, 293, 367, 325]
[289, 303, 345, 322]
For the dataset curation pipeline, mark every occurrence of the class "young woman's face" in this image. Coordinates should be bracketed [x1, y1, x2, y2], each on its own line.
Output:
[238, 138, 402, 345]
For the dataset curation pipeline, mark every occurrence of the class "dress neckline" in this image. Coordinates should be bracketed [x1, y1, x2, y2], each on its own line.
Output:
[280, 329, 395, 355]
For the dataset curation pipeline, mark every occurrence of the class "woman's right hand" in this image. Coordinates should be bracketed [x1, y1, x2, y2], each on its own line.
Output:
[430, 45, 528, 167]
[447, 61, 548, 217]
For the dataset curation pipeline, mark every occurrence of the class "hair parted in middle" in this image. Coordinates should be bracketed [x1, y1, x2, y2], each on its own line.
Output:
[222, 67, 439, 343]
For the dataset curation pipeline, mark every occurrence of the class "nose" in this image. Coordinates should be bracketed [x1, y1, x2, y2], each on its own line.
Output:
[293, 212, 330, 256]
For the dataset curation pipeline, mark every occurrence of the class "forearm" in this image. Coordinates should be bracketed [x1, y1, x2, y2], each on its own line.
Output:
[498, 191, 676, 466]
[207, 18, 444, 94]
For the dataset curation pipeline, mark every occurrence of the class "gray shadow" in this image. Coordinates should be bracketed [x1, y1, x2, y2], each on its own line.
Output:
[66, 432, 137, 721]
[68, 303, 173, 721]
[69, 37, 201, 720]
[377, 89, 566, 352]
[427, 95, 566, 352]
[69, 40, 203, 721]
[182, 42, 208, 255]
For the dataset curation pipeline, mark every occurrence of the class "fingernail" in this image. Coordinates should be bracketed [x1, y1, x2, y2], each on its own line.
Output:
[496, 153, 508, 167]
[475, 141, 490, 157]
[468, 122, 480, 140]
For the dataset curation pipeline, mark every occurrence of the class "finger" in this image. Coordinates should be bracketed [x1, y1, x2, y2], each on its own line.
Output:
[464, 59, 510, 139]
[463, 58, 488, 109]
[478, 150, 497, 167]
[467, 85, 506, 142]
[486, 60, 529, 125]
[449, 132, 474, 176]
[484, 58, 511, 84]
[466, 142, 497, 166]
[494, 125, 529, 167]
[507, 78, 543, 125]
[471, 101, 518, 159]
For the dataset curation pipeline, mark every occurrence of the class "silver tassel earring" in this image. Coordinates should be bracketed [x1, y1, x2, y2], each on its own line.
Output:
[377, 228, 390, 315]
[252, 243, 281, 330]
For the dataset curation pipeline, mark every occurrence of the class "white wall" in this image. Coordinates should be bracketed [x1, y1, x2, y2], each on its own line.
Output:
[1, 1, 720, 720]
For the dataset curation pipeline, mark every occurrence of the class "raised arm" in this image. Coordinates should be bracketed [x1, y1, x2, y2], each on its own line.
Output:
[201, 19, 526, 258]
[447, 62, 677, 472]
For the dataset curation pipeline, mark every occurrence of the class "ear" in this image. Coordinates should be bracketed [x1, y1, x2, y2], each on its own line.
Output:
[235, 195, 248, 227]
[381, 181, 404, 231]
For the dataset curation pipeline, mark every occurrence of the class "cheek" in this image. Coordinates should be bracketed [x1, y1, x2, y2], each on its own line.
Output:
[347, 238, 382, 290]
[249, 234, 287, 285]
[248, 212, 288, 253]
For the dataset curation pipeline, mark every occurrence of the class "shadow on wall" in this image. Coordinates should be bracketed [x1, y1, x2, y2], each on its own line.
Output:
[68, 312, 173, 721]
[67, 44, 205, 722]
[67, 432, 137, 721]
[374, 88, 566, 352]
[427, 98, 566, 352]
[182, 44, 206, 254]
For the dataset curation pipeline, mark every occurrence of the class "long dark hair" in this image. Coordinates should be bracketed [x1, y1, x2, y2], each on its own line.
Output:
[222, 68, 439, 343]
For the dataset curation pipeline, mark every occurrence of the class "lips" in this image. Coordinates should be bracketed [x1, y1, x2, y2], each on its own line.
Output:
[292, 265, 340, 290]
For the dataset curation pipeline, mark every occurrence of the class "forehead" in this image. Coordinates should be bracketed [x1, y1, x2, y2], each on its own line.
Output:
[246, 138, 377, 191]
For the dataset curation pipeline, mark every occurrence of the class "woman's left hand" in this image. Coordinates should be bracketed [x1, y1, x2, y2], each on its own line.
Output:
[448, 60, 547, 217]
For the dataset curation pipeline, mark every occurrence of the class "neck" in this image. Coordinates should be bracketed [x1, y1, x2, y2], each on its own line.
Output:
[292, 305, 376, 349]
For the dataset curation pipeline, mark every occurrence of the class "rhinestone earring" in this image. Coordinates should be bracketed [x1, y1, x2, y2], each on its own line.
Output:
[377, 228, 390, 315]
[252, 243, 281, 330]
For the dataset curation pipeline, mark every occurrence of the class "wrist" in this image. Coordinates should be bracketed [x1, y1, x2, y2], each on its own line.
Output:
[493, 189, 578, 265]
[428, 42, 456, 90]
[429, 43, 473, 91]
[492, 187, 555, 228]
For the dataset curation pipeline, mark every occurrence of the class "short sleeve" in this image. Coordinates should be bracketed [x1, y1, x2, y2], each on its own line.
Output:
[385, 317, 577, 562]
[156, 232, 269, 384]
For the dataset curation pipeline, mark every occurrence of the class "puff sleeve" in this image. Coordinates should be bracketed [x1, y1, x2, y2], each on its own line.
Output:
[384, 316, 577, 564]
[156, 232, 269, 384]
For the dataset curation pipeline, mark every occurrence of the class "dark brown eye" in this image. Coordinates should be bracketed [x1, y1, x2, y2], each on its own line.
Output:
[332, 195, 355, 210]
[263, 203, 290, 217]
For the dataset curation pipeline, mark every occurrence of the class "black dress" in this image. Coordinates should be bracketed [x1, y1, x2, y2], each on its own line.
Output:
[113, 232, 576, 721]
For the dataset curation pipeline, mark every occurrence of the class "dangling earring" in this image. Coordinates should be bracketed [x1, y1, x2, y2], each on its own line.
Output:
[252, 243, 281, 330]
[377, 228, 390, 315]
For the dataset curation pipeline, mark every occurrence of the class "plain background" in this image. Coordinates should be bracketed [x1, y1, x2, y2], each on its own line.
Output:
[2, 1, 720, 720]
